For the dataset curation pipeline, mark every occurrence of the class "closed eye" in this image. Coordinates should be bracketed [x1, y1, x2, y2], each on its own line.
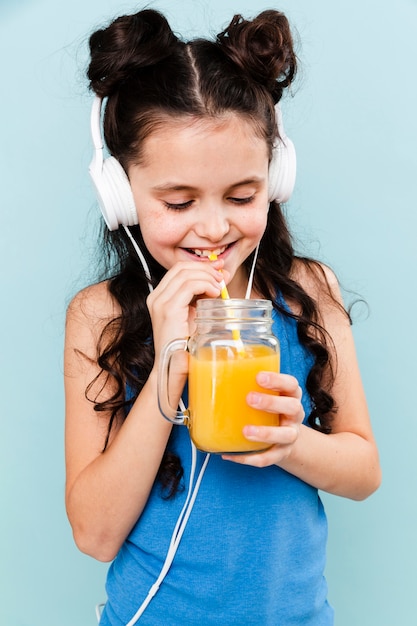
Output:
[164, 200, 194, 211]
[228, 195, 255, 205]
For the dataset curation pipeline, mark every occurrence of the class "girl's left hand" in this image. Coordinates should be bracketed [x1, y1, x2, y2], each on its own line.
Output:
[222, 372, 304, 467]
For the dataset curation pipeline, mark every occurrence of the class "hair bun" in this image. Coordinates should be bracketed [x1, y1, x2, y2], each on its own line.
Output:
[217, 10, 297, 101]
[87, 9, 179, 98]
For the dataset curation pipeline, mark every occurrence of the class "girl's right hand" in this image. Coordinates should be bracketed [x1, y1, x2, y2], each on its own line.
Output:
[146, 259, 226, 368]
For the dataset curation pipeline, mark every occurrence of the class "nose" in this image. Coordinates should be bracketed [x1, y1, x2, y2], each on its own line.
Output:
[193, 205, 230, 242]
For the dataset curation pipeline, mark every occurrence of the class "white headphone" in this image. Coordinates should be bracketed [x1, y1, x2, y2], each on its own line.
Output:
[89, 96, 296, 231]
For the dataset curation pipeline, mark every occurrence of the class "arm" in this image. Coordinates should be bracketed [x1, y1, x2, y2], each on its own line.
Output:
[64, 283, 173, 562]
[223, 265, 381, 501]
[65, 263, 224, 562]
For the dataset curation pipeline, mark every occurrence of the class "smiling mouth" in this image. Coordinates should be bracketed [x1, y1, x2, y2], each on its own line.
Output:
[186, 245, 229, 258]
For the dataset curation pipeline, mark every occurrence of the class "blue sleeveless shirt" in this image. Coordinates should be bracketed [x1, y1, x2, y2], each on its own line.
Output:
[100, 302, 334, 625]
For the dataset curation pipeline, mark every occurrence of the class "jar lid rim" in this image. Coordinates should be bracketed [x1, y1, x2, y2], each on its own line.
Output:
[196, 298, 272, 309]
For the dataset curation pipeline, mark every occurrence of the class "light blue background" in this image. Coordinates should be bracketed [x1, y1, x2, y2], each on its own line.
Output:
[1, 0, 416, 624]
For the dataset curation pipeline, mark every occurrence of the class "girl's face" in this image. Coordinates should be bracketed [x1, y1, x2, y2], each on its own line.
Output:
[127, 114, 269, 297]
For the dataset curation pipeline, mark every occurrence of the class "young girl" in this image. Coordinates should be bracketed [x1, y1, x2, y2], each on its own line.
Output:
[64, 8, 381, 625]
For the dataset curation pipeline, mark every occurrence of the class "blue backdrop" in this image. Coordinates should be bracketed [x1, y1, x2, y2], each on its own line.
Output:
[1, 0, 416, 624]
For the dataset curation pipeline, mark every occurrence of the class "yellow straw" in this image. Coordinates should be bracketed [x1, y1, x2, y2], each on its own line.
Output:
[209, 253, 244, 354]
[209, 253, 230, 300]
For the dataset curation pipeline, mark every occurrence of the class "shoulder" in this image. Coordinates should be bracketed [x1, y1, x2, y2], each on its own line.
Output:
[65, 281, 121, 359]
[291, 258, 345, 311]
[291, 258, 340, 299]
[287, 258, 350, 335]
[67, 280, 120, 325]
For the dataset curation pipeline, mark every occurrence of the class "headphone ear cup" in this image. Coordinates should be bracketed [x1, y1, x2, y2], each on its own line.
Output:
[268, 104, 297, 203]
[268, 136, 296, 203]
[89, 156, 138, 231]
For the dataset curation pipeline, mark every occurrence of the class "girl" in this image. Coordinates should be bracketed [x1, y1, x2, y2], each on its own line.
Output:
[64, 8, 381, 625]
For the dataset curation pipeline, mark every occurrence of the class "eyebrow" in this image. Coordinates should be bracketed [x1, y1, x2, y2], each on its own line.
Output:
[152, 177, 265, 192]
[152, 184, 198, 192]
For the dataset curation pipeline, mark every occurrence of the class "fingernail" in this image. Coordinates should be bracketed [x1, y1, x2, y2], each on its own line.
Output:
[247, 392, 261, 406]
[257, 372, 268, 385]
[244, 425, 259, 437]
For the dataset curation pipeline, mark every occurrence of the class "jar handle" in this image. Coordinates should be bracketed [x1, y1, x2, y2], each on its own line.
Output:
[157, 338, 189, 425]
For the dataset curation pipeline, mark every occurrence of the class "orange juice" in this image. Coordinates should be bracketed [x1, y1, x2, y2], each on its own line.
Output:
[188, 343, 280, 453]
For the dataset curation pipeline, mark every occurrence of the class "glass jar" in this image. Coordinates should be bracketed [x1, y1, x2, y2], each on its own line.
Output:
[158, 298, 280, 454]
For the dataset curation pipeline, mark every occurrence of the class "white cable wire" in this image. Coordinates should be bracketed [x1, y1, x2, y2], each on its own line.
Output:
[95, 603, 105, 622]
[123, 225, 153, 291]
[245, 243, 259, 300]
[125, 441, 210, 625]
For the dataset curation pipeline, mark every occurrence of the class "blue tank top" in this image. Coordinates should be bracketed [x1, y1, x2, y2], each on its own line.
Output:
[100, 302, 334, 625]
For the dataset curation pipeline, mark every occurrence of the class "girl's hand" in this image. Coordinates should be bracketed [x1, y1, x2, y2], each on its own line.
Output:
[222, 372, 304, 468]
[147, 260, 226, 367]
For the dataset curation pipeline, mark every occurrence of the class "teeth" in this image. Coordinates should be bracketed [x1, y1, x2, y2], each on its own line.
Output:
[192, 247, 227, 258]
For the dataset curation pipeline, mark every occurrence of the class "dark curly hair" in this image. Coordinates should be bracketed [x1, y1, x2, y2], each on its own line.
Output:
[85, 8, 347, 498]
